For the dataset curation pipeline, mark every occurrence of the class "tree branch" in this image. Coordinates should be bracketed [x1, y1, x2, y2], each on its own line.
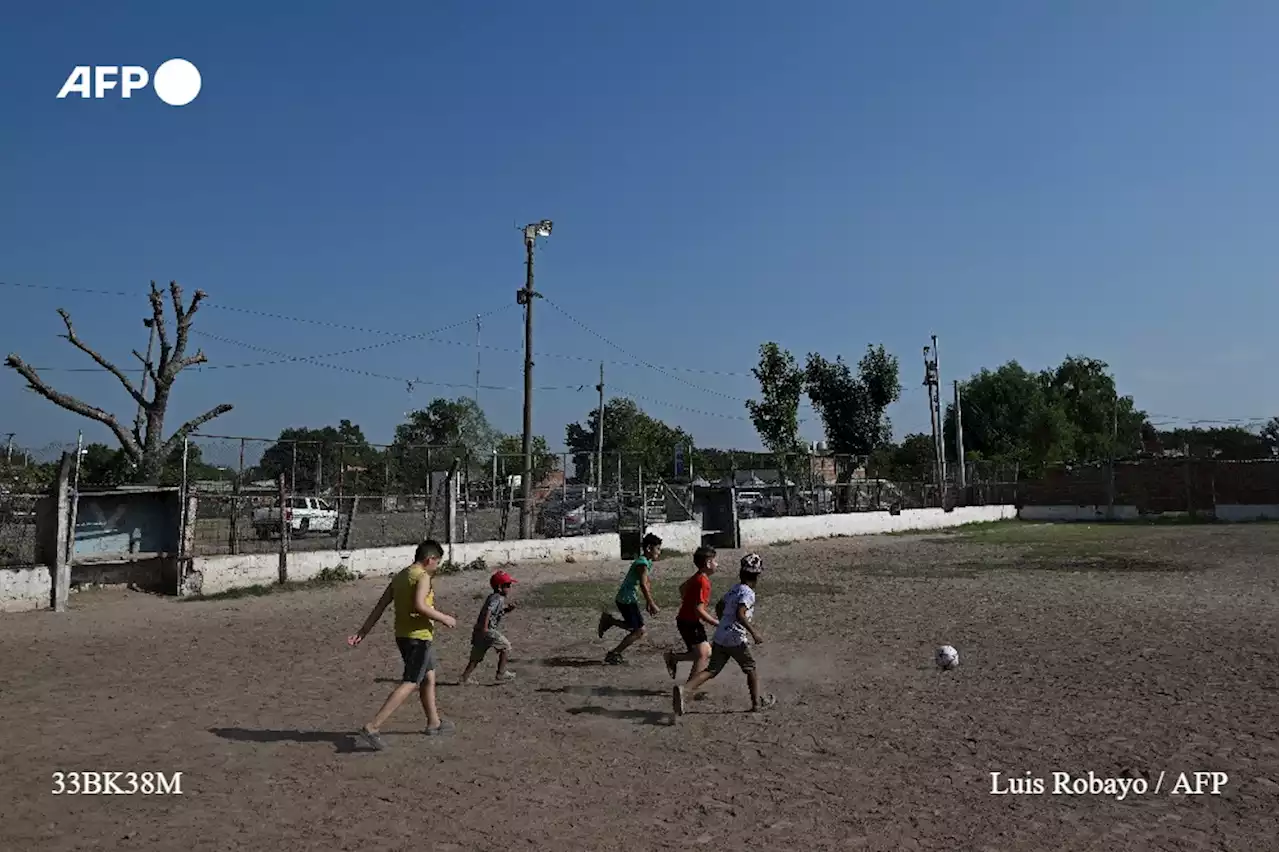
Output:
[3, 355, 142, 461]
[161, 281, 207, 382]
[160, 403, 234, 458]
[148, 282, 171, 376]
[132, 350, 160, 387]
[56, 308, 148, 408]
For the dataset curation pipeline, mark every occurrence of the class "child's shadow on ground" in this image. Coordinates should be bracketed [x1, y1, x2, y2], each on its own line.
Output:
[537, 685, 665, 698]
[565, 705, 672, 727]
[540, 656, 605, 669]
[209, 727, 371, 754]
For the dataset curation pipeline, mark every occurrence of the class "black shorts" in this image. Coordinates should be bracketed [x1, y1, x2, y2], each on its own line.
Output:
[615, 600, 645, 631]
[676, 619, 708, 650]
[395, 637, 437, 684]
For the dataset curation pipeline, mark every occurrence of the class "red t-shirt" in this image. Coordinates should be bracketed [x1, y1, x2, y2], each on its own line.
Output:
[677, 572, 711, 622]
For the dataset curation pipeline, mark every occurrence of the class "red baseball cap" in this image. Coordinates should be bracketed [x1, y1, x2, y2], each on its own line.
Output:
[490, 570, 517, 589]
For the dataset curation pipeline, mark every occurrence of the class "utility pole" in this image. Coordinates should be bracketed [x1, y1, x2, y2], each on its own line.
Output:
[954, 380, 966, 492]
[595, 362, 605, 496]
[1106, 392, 1118, 519]
[932, 335, 946, 488]
[923, 339, 944, 503]
[4, 433, 13, 465]
[474, 314, 482, 405]
[518, 219, 553, 539]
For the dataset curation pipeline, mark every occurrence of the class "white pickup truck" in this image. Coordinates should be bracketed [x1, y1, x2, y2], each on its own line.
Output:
[252, 496, 339, 539]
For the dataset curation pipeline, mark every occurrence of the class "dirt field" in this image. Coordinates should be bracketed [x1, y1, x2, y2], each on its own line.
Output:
[1, 522, 1275, 851]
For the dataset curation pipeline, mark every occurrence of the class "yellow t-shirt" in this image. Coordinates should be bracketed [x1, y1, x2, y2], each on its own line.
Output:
[392, 565, 435, 640]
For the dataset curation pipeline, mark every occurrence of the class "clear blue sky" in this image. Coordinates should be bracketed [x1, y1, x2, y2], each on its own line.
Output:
[2, 1, 1275, 467]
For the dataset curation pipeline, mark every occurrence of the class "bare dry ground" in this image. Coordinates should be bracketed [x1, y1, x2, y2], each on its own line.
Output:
[0, 522, 1275, 851]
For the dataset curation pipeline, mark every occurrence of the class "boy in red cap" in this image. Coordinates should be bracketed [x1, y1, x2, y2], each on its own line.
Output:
[459, 569, 519, 685]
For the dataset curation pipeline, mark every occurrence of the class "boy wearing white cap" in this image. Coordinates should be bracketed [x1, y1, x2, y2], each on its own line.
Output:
[672, 553, 777, 715]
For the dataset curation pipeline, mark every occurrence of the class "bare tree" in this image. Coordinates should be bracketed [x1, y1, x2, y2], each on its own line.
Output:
[5, 281, 233, 483]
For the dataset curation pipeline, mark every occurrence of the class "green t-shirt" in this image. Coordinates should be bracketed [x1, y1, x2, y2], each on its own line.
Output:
[615, 557, 652, 605]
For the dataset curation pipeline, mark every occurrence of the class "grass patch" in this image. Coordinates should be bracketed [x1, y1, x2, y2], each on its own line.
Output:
[185, 563, 358, 602]
[520, 575, 836, 610]
[439, 556, 488, 576]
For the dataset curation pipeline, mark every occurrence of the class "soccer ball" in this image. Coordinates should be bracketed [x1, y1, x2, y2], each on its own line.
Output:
[935, 645, 960, 670]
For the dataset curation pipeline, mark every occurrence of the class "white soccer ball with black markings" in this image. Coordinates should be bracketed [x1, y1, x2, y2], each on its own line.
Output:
[935, 645, 960, 670]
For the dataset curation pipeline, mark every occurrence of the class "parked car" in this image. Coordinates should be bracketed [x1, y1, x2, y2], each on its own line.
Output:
[537, 499, 617, 537]
[253, 496, 339, 539]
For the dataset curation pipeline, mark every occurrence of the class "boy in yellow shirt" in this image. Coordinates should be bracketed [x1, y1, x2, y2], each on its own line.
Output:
[347, 540, 458, 749]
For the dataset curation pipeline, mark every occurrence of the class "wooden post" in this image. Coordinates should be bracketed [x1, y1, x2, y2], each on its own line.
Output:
[445, 460, 459, 544]
[277, 474, 289, 584]
[341, 495, 359, 551]
[52, 452, 73, 612]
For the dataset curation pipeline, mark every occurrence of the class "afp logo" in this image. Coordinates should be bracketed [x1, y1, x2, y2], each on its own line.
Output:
[56, 58, 202, 107]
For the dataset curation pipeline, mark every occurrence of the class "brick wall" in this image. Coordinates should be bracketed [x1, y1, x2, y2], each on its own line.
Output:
[1020, 459, 1277, 511]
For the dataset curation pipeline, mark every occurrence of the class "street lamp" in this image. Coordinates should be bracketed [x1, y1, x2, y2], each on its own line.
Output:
[517, 219, 553, 538]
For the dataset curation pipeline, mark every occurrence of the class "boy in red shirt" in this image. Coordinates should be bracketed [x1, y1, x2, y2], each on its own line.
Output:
[663, 545, 719, 682]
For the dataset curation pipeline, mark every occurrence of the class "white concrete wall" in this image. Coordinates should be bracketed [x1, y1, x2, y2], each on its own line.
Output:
[645, 521, 702, 554]
[1215, 504, 1279, 522]
[739, 505, 1016, 547]
[188, 534, 620, 597]
[1017, 505, 1141, 522]
[0, 567, 51, 613]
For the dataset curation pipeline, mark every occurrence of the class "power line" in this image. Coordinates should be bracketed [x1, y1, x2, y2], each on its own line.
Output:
[198, 331, 590, 394]
[6, 281, 1274, 429]
[542, 296, 752, 403]
[2, 278, 757, 377]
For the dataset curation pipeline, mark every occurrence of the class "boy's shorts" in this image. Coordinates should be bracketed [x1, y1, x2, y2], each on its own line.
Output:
[676, 619, 708, 650]
[467, 630, 512, 663]
[707, 641, 755, 675]
[395, 637, 438, 684]
[616, 600, 645, 631]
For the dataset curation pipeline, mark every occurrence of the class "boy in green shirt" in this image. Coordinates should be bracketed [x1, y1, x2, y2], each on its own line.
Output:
[596, 532, 662, 664]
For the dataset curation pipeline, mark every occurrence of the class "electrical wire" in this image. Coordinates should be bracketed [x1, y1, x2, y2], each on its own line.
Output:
[197, 331, 590, 394]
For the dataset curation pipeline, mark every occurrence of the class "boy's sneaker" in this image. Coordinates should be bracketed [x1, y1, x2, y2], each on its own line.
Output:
[495, 671, 517, 683]
[752, 694, 777, 712]
[663, 651, 677, 680]
[597, 611, 611, 639]
[672, 685, 686, 717]
[425, 720, 456, 737]
[604, 652, 625, 665]
[460, 676, 478, 686]
[358, 727, 388, 751]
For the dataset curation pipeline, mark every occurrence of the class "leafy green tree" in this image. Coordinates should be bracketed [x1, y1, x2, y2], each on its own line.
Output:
[746, 343, 807, 504]
[944, 357, 1146, 474]
[257, 420, 378, 493]
[867, 433, 935, 481]
[494, 433, 558, 489]
[390, 398, 497, 492]
[1265, 418, 1278, 456]
[746, 343, 806, 456]
[803, 344, 901, 509]
[565, 398, 694, 488]
[1150, 425, 1274, 460]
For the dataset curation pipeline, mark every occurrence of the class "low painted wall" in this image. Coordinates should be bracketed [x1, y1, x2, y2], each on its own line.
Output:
[1214, 504, 1279, 522]
[645, 521, 702, 554]
[739, 505, 1016, 547]
[187, 533, 620, 597]
[0, 567, 50, 613]
[1017, 505, 1141, 522]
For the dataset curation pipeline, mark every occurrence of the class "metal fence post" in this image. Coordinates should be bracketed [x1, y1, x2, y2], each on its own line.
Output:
[276, 473, 289, 583]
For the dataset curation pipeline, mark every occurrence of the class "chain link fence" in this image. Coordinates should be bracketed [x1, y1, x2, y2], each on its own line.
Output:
[182, 436, 672, 554]
[0, 440, 81, 567]
[689, 451, 1018, 517]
